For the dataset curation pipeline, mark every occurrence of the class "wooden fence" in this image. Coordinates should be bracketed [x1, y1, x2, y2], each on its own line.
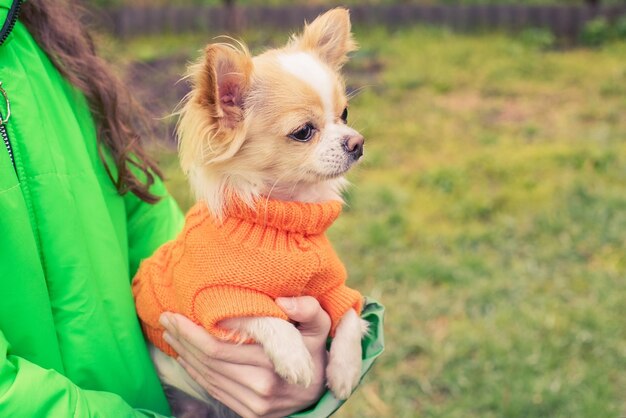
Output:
[96, 4, 626, 40]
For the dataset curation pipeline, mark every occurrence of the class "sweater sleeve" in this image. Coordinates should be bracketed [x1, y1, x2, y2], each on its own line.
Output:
[0, 330, 171, 418]
[193, 286, 290, 341]
[317, 284, 364, 335]
[304, 241, 363, 334]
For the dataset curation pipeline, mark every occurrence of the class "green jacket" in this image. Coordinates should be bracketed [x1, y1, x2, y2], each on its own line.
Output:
[0, 2, 384, 417]
[0, 1, 183, 416]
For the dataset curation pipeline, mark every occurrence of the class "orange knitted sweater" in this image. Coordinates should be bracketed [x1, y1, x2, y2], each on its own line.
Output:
[132, 198, 363, 357]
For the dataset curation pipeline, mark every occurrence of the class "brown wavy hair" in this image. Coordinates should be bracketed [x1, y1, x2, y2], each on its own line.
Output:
[20, 0, 163, 203]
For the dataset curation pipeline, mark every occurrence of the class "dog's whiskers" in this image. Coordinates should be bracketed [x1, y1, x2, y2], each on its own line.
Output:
[347, 85, 372, 101]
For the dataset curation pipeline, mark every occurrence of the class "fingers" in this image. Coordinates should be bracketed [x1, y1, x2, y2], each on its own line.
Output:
[168, 332, 283, 400]
[176, 357, 259, 418]
[276, 296, 331, 337]
[165, 326, 284, 417]
[177, 353, 299, 418]
[160, 312, 273, 368]
[159, 306, 330, 417]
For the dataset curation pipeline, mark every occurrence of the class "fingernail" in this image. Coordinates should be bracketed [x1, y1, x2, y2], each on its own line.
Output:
[159, 313, 172, 329]
[276, 297, 296, 312]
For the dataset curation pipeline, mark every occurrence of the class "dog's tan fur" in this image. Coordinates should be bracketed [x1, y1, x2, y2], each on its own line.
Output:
[177, 8, 360, 219]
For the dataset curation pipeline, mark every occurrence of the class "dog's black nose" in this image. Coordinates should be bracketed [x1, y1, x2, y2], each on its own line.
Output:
[343, 135, 364, 160]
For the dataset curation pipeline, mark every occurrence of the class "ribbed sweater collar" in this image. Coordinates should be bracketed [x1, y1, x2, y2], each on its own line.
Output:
[222, 198, 343, 235]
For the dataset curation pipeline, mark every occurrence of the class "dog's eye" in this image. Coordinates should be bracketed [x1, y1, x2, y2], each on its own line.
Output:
[289, 123, 315, 142]
[340, 107, 348, 123]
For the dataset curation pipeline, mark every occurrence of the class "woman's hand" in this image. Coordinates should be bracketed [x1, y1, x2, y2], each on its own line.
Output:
[159, 296, 331, 418]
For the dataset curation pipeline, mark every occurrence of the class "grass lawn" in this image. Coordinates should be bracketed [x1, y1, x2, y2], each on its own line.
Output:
[101, 24, 626, 418]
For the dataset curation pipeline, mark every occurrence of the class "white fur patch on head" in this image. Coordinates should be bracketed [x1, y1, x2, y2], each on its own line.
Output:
[277, 52, 335, 120]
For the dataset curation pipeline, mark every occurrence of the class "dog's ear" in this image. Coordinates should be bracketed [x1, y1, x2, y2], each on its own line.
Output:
[178, 44, 252, 172]
[197, 43, 253, 130]
[294, 8, 357, 69]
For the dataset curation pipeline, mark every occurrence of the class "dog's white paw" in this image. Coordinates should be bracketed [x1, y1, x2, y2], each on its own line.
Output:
[226, 316, 314, 387]
[270, 340, 314, 387]
[326, 309, 366, 399]
[327, 346, 361, 399]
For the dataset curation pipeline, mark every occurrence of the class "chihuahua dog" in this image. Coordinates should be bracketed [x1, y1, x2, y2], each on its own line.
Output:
[132, 8, 368, 412]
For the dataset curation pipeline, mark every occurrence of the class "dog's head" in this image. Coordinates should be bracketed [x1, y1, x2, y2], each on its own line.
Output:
[178, 8, 363, 217]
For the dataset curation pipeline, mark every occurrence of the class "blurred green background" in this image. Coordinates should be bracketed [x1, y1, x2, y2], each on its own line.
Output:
[96, 2, 626, 417]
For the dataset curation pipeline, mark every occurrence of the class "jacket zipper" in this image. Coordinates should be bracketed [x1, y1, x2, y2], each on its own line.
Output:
[0, 81, 15, 170]
[1, 0, 21, 172]
[0, 0, 22, 46]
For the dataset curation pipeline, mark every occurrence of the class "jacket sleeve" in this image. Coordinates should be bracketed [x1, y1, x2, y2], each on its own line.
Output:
[124, 171, 185, 277]
[0, 330, 170, 417]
